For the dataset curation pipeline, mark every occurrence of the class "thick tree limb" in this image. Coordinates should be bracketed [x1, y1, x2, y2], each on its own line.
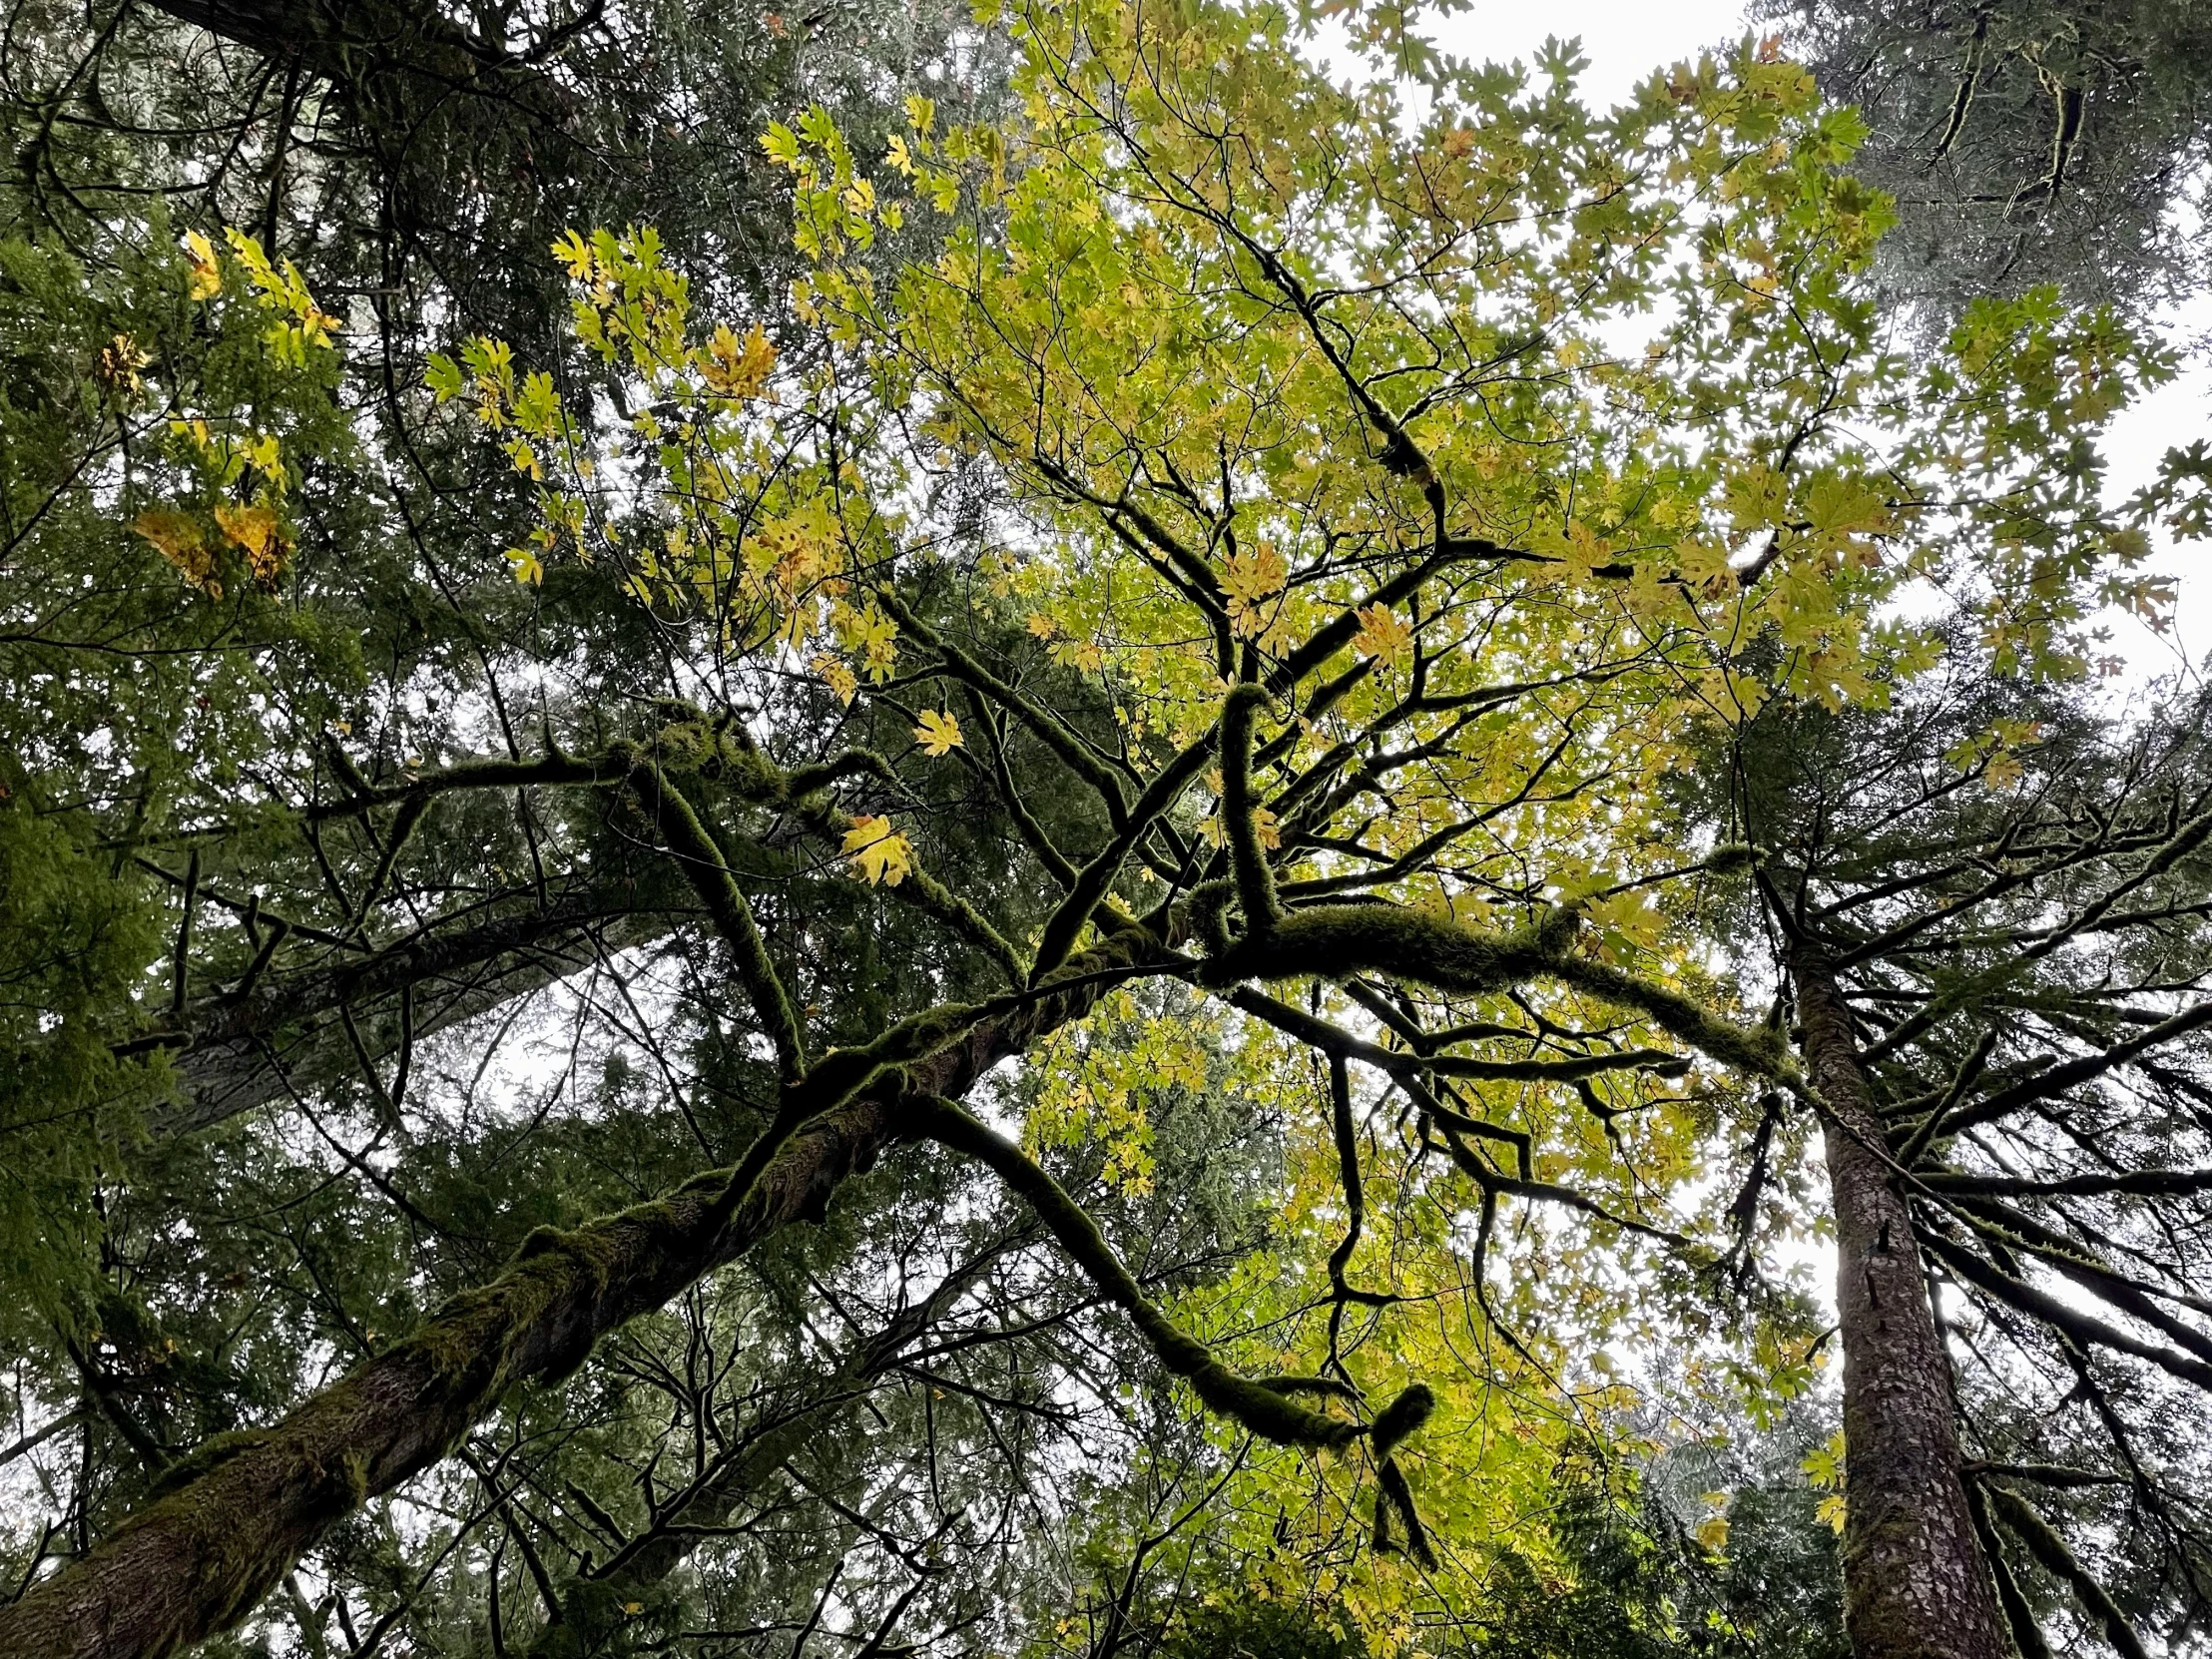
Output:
[0, 928, 1166, 1659]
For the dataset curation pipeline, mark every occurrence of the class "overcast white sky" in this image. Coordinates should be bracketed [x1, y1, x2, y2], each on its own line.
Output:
[1431, 0, 2212, 689]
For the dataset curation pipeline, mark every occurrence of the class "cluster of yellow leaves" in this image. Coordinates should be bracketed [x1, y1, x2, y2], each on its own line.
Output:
[182, 230, 223, 299]
[1220, 542, 1288, 640]
[128, 228, 331, 595]
[426, 230, 889, 698]
[95, 332, 150, 397]
[221, 228, 343, 366]
[1803, 1429, 1849, 1535]
[1026, 988, 1223, 1198]
[1351, 603, 1412, 663]
[132, 500, 288, 597]
[132, 507, 222, 597]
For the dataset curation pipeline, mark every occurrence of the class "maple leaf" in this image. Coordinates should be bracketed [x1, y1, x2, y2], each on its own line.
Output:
[135, 507, 221, 596]
[811, 654, 858, 706]
[1220, 543, 1287, 639]
[842, 816, 912, 885]
[1352, 603, 1412, 662]
[214, 502, 287, 584]
[913, 709, 963, 756]
[183, 231, 222, 300]
[97, 333, 150, 396]
[701, 322, 777, 397]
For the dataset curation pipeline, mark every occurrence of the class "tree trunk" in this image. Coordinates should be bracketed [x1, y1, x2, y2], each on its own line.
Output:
[163, 892, 679, 1134]
[1792, 945, 2007, 1659]
[0, 929, 1159, 1659]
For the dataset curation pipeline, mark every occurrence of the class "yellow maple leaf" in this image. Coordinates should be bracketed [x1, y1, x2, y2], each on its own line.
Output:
[183, 231, 222, 300]
[701, 322, 777, 397]
[97, 332, 150, 396]
[842, 816, 911, 885]
[505, 547, 545, 586]
[1220, 543, 1287, 638]
[134, 507, 220, 596]
[1024, 611, 1058, 639]
[1351, 603, 1412, 662]
[214, 502, 287, 583]
[810, 654, 858, 706]
[913, 709, 963, 756]
[1250, 805, 1282, 849]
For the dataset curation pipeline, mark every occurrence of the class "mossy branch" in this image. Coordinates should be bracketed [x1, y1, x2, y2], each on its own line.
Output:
[917, 1094, 1438, 1456]
[626, 757, 806, 1084]
[1985, 1483, 2149, 1659]
[1204, 899, 1579, 1000]
[1963, 1475, 2056, 1659]
[1546, 954, 1797, 1082]
[1032, 733, 1218, 977]
[1220, 682, 1281, 930]
[1894, 1026, 1997, 1166]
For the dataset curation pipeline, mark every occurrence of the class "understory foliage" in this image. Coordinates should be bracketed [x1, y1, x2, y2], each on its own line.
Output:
[0, 0, 2204, 1655]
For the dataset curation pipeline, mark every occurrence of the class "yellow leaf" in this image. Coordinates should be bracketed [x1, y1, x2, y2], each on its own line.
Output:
[97, 333, 150, 395]
[701, 322, 777, 397]
[1025, 611, 1058, 639]
[1250, 805, 1281, 848]
[1694, 1514, 1730, 1552]
[1220, 543, 1287, 638]
[183, 231, 222, 299]
[213, 502, 288, 583]
[810, 654, 858, 706]
[506, 547, 545, 585]
[552, 229, 595, 280]
[134, 507, 220, 596]
[913, 709, 963, 756]
[1351, 603, 1412, 663]
[842, 816, 911, 886]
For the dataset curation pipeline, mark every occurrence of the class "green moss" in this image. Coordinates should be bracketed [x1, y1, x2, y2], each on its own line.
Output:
[1369, 1382, 1436, 1460]
[1216, 902, 1574, 993]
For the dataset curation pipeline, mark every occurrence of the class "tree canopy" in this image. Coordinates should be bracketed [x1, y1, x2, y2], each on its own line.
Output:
[2, 2, 2210, 1658]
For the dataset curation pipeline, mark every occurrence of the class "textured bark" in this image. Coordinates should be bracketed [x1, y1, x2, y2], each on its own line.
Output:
[1794, 946, 2007, 1659]
[0, 929, 1158, 1659]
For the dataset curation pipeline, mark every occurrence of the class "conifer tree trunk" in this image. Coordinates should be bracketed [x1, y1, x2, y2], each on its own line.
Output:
[1793, 946, 2007, 1659]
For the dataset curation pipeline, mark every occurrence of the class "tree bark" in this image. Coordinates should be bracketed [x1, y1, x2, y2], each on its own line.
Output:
[1793, 945, 2007, 1659]
[0, 928, 1159, 1659]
